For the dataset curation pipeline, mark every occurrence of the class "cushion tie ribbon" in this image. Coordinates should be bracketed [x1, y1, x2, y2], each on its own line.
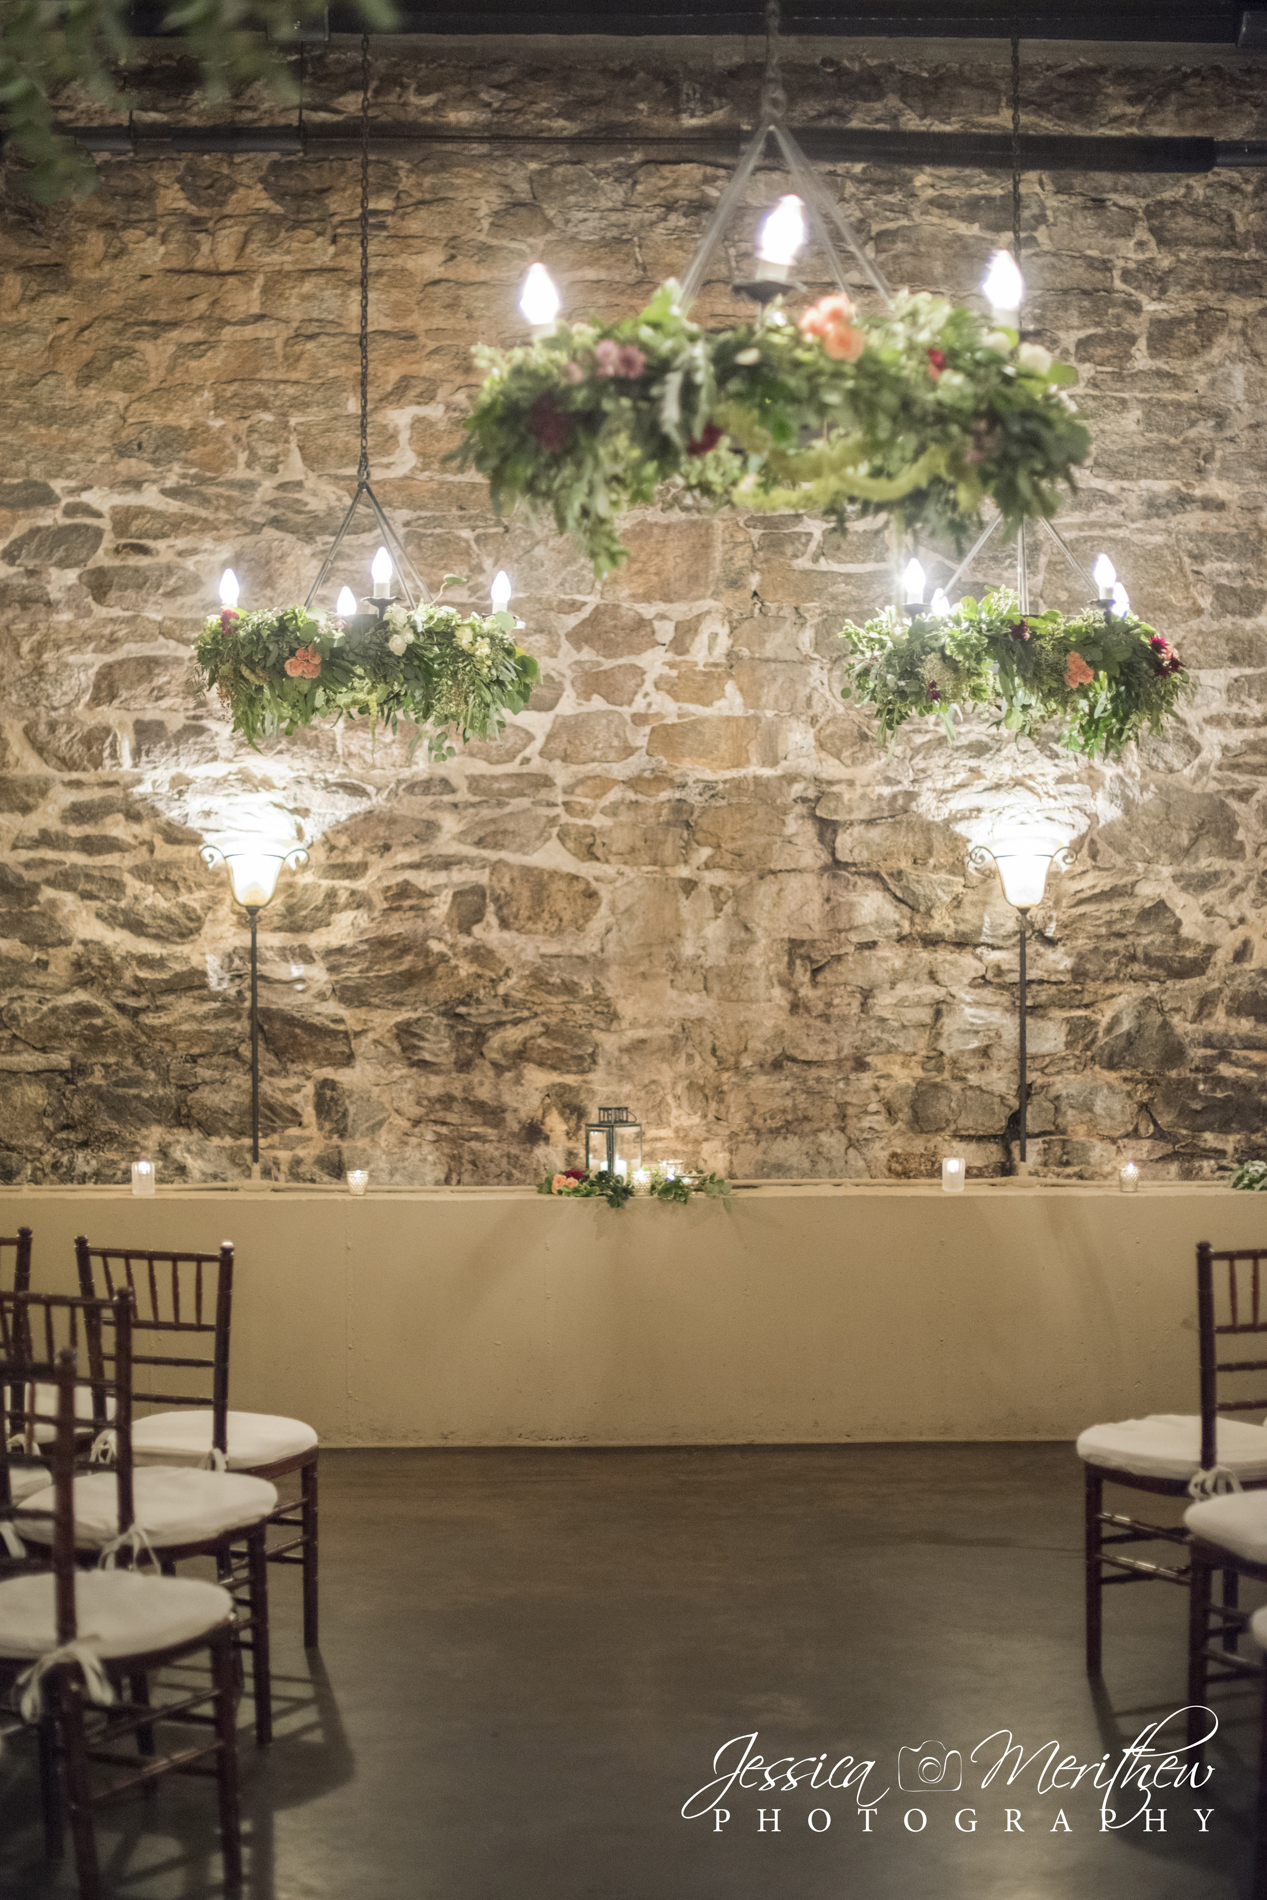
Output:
[17, 1642, 115, 1723]
[1188, 1464, 1244, 1500]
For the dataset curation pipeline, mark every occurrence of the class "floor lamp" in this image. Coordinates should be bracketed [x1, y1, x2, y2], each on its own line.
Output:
[201, 845, 308, 1173]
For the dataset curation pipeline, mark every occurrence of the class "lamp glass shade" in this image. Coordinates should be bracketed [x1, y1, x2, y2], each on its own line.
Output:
[491, 570, 512, 612]
[993, 852, 1053, 911]
[930, 588, 951, 617]
[756, 194, 806, 269]
[1093, 553, 1117, 596]
[371, 546, 393, 590]
[336, 585, 357, 616]
[902, 557, 926, 605]
[584, 1107, 643, 1177]
[1111, 580, 1131, 616]
[519, 263, 561, 328]
[225, 853, 284, 909]
[982, 248, 1024, 321]
[219, 568, 239, 609]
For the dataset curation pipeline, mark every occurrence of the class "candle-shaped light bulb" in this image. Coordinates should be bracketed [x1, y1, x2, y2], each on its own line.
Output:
[519, 263, 561, 333]
[490, 570, 512, 613]
[219, 568, 239, 610]
[1111, 580, 1131, 617]
[756, 194, 807, 274]
[982, 249, 1024, 328]
[902, 558, 927, 606]
[930, 587, 951, 618]
[371, 546, 393, 593]
[1093, 553, 1117, 599]
[336, 585, 357, 617]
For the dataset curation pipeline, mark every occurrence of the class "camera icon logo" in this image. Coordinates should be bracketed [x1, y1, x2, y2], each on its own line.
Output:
[898, 1741, 963, 1792]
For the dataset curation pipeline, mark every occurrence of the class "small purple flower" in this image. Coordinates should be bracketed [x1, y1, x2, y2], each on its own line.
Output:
[595, 339, 647, 379]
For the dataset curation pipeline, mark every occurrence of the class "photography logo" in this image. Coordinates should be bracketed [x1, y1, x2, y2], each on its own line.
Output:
[898, 1742, 963, 1794]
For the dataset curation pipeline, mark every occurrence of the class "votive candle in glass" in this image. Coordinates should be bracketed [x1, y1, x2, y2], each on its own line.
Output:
[941, 1157, 966, 1194]
[1119, 1162, 1140, 1194]
[131, 1158, 156, 1197]
[347, 1170, 369, 1197]
[663, 1159, 684, 1182]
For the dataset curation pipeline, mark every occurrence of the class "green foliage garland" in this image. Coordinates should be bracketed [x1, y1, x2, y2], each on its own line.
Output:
[1231, 1162, 1267, 1192]
[193, 594, 538, 759]
[836, 590, 1192, 760]
[538, 1166, 733, 1211]
[458, 282, 1089, 577]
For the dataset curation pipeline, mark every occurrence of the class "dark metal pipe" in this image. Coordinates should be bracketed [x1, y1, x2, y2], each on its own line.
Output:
[1018, 908, 1028, 1166]
[38, 121, 1267, 170]
[248, 907, 260, 1168]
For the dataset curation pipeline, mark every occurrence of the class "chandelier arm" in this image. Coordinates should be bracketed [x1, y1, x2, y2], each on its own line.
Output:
[943, 511, 1003, 594]
[677, 122, 773, 312]
[302, 485, 369, 612]
[1036, 514, 1098, 593]
[363, 484, 432, 608]
[358, 32, 371, 484]
[762, 0, 787, 122]
[772, 119, 894, 306]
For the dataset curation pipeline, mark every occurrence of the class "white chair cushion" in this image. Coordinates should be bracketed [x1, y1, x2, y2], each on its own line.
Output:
[1251, 1606, 1267, 1653]
[7, 1466, 50, 1504]
[0, 1569, 232, 1661]
[132, 1409, 317, 1471]
[1185, 1493, 1267, 1566]
[1076, 1415, 1267, 1482]
[26, 1385, 116, 1445]
[16, 1469, 278, 1550]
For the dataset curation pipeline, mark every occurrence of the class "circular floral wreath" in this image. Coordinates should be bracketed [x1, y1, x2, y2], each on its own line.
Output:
[837, 590, 1191, 760]
[194, 592, 539, 758]
[458, 282, 1089, 577]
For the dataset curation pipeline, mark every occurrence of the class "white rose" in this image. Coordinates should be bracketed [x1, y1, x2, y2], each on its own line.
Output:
[1017, 342, 1053, 376]
[982, 330, 1013, 355]
[387, 631, 412, 656]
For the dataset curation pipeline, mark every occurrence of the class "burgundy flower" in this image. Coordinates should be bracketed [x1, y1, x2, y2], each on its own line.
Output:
[926, 681, 942, 702]
[595, 340, 647, 380]
[561, 1167, 587, 1181]
[1009, 619, 1031, 643]
[529, 393, 574, 451]
[1150, 634, 1168, 651]
[220, 608, 239, 631]
[687, 421, 724, 456]
[927, 347, 946, 378]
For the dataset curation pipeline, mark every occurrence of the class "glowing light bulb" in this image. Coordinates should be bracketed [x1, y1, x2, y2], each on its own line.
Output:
[1111, 580, 1131, 617]
[219, 568, 239, 609]
[982, 249, 1024, 327]
[336, 585, 357, 616]
[519, 263, 561, 334]
[490, 570, 512, 613]
[756, 194, 807, 278]
[902, 558, 927, 606]
[930, 587, 951, 618]
[371, 546, 393, 593]
[1093, 553, 1117, 599]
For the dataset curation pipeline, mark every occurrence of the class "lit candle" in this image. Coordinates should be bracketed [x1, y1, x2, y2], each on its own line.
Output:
[1093, 553, 1117, 609]
[1111, 580, 1131, 618]
[490, 570, 512, 613]
[902, 557, 926, 609]
[982, 249, 1024, 332]
[519, 263, 561, 338]
[370, 547, 393, 595]
[941, 1157, 965, 1194]
[1119, 1162, 1140, 1194]
[633, 1168, 651, 1193]
[219, 569, 239, 610]
[347, 1170, 369, 1197]
[930, 587, 951, 618]
[131, 1158, 156, 1197]
[336, 585, 357, 616]
[755, 194, 807, 282]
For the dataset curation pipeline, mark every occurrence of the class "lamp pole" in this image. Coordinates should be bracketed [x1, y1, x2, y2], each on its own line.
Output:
[1017, 904, 1028, 1166]
[248, 904, 261, 1166]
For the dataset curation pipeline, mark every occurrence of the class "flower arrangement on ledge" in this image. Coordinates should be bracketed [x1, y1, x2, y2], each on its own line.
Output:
[1231, 1162, 1267, 1191]
[836, 590, 1191, 760]
[457, 282, 1089, 577]
[194, 586, 539, 759]
[540, 1166, 733, 1211]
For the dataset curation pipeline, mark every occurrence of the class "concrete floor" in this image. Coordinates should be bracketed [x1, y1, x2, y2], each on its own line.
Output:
[0, 1444, 1259, 1900]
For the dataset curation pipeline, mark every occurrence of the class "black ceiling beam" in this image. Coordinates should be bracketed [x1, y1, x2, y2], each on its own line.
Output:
[43, 122, 1267, 168]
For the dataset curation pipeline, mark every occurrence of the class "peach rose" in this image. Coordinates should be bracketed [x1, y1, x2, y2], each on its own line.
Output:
[799, 293, 866, 363]
[551, 1173, 574, 1193]
[284, 645, 322, 680]
[1065, 651, 1094, 689]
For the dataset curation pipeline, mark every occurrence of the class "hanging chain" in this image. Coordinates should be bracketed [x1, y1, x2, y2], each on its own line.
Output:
[762, 0, 786, 122]
[358, 32, 371, 483]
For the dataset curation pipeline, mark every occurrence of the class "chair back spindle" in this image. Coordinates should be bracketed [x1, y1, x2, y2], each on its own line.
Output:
[1197, 1241, 1267, 1469]
[0, 1227, 32, 1294]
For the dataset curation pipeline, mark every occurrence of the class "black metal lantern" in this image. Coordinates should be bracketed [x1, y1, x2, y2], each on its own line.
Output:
[584, 1107, 643, 1179]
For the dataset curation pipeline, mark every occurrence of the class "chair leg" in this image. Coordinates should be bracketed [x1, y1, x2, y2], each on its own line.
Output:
[211, 1629, 244, 1890]
[128, 1671, 156, 1760]
[1188, 1544, 1213, 1749]
[1223, 1565, 1241, 1654]
[1084, 1466, 1104, 1674]
[300, 1458, 319, 1650]
[247, 1523, 273, 1747]
[56, 1671, 101, 1900]
[37, 1710, 63, 1859]
[1256, 1665, 1267, 1900]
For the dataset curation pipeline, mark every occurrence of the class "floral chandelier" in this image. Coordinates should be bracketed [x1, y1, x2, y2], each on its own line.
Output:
[195, 37, 538, 758]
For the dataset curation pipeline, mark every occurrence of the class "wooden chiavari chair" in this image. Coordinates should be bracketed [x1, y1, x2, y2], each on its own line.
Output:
[75, 1238, 321, 1649]
[0, 1322, 243, 1896]
[0, 1226, 32, 1293]
[1078, 1239, 1267, 1673]
[8, 1290, 277, 1747]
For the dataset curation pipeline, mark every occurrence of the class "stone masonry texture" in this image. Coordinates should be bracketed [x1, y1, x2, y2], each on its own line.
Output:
[0, 34, 1265, 1185]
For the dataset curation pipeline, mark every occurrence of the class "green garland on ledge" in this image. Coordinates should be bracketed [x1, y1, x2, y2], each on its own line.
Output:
[836, 590, 1191, 760]
[194, 592, 539, 759]
[1231, 1162, 1267, 1191]
[457, 283, 1089, 577]
[539, 1167, 733, 1211]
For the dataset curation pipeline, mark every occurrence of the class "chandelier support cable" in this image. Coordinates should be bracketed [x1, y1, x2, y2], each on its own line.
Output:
[359, 31, 371, 485]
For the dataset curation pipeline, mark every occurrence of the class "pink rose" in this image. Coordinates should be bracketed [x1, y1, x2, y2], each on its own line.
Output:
[284, 644, 322, 680]
[1065, 651, 1094, 689]
[595, 340, 647, 379]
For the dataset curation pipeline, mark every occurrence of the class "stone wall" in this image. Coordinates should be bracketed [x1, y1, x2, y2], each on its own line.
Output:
[1, 34, 1265, 1185]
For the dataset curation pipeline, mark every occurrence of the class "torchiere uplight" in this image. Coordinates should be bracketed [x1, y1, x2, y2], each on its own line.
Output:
[201, 845, 308, 1171]
[970, 839, 1073, 1174]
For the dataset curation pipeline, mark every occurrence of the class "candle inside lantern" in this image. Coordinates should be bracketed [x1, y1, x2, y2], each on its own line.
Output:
[755, 193, 807, 282]
[336, 585, 357, 616]
[941, 1157, 965, 1194]
[347, 1170, 369, 1197]
[1119, 1161, 1140, 1194]
[132, 1158, 156, 1197]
